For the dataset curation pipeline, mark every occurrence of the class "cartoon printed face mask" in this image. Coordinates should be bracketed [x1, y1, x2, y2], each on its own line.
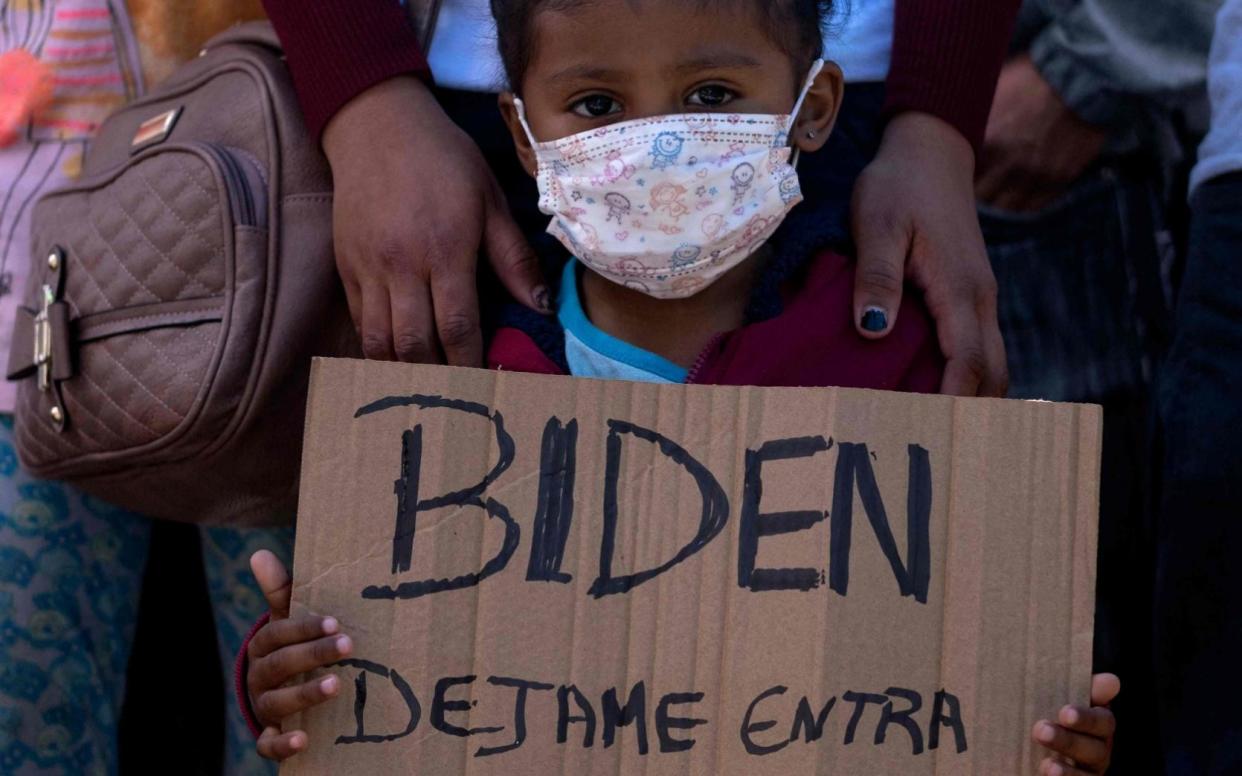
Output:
[515, 61, 825, 299]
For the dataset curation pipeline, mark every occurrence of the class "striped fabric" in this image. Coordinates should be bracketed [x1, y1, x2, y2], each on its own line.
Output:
[0, 0, 143, 412]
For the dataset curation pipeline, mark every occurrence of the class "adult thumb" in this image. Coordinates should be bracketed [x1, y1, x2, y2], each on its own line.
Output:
[484, 200, 550, 314]
[850, 209, 909, 340]
[250, 550, 292, 620]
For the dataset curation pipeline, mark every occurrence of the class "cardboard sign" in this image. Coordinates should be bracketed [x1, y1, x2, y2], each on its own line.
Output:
[282, 358, 1100, 775]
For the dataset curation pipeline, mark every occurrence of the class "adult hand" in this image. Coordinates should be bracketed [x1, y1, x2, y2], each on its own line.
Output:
[851, 112, 1009, 397]
[976, 55, 1109, 213]
[323, 76, 550, 365]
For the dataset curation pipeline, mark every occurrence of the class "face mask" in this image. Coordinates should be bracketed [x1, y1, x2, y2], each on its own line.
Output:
[515, 60, 825, 299]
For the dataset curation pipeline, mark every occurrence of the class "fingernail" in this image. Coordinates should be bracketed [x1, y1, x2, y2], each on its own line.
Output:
[861, 307, 888, 333]
[322, 617, 338, 635]
[320, 675, 339, 694]
[533, 285, 552, 314]
[1035, 722, 1056, 743]
[289, 733, 305, 750]
[335, 635, 352, 654]
[1062, 706, 1080, 725]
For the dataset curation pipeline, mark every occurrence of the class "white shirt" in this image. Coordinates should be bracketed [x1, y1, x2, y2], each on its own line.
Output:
[425, 0, 895, 92]
[826, 0, 895, 83]
[1191, 0, 1242, 194]
[426, 0, 505, 92]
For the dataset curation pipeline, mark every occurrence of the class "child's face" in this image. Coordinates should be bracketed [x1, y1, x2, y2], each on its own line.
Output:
[501, 0, 843, 171]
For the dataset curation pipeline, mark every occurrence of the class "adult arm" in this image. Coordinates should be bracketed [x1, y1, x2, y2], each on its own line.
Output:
[976, 0, 1217, 212]
[851, 0, 1021, 397]
[263, 0, 548, 365]
[1029, 0, 1216, 131]
[264, 0, 432, 141]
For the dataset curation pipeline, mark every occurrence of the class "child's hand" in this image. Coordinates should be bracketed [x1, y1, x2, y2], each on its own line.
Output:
[247, 550, 354, 761]
[1032, 673, 1120, 775]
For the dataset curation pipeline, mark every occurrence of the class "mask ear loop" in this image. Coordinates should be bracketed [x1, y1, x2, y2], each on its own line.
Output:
[513, 97, 541, 149]
[787, 59, 825, 168]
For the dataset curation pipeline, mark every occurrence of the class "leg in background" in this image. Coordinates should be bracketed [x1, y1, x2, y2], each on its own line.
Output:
[0, 416, 152, 775]
[981, 166, 1172, 774]
[1154, 171, 1242, 776]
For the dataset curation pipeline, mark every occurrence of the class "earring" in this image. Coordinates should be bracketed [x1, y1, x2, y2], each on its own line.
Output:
[806, 130, 817, 139]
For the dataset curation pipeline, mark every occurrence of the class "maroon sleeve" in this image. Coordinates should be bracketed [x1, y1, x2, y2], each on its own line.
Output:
[883, 0, 1022, 153]
[261, 0, 432, 141]
[235, 611, 271, 739]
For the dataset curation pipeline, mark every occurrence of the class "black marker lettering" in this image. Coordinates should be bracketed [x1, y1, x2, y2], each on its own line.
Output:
[355, 395, 520, 601]
[738, 436, 833, 591]
[829, 444, 932, 603]
[332, 658, 421, 745]
[842, 691, 887, 745]
[655, 692, 707, 753]
[740, 686, 789, 755]
[590, 420, 729, 598]
[431, 675, 502, 738]
[557, 685, 597, 747]
[475, 676, 555, 757]
[790, 695, 836, 744]
[876, 687, 924, 755]
[929, 690, 968, 753]
[601, 682, 649, 754]
[527, 418, 579, 583]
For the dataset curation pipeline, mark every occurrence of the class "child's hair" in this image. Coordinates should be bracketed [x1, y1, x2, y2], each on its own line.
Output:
[490, 0, 836, 91]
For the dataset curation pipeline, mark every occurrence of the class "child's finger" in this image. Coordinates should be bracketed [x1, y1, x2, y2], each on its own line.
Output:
[1040, 757, 1102, 776]
[250, 635, 354, 694]
[255, 674, 343, 724]
[1090, 673, 1121, 707]
[256, 726, 307, 761]
[248, 616, 340, 661]
[1032, 721, 1110, 770]
[1058, 704, 1116, 740]
[251, 550, 293, 619]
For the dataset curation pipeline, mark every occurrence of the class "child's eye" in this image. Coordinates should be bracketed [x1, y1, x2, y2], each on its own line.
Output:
[687, 85, 735, 108]
[571, 95, 622, 118]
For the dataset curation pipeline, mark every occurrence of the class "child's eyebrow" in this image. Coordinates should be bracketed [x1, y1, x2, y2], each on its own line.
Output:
[672, 52, 763, 75]
[546, 64, 626, 85]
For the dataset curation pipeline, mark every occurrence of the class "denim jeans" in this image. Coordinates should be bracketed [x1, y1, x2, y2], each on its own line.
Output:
[1154, 171, 1242, 776]
[980, 165, 1174, 775]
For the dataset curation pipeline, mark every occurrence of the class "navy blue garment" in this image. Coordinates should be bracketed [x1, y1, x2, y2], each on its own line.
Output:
[1154, 171, 1242, 776]
[980, 164, 1173, 776]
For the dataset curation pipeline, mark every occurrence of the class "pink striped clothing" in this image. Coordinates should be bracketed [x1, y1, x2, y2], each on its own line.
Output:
[0, 0, 143, 412]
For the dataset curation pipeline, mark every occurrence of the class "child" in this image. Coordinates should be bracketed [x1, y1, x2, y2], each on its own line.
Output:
[237, 0, 1118, 772]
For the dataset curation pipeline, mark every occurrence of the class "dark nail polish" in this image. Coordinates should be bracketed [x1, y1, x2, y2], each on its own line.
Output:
[533, 286, 552, 314]
[861, 308, 888, 333]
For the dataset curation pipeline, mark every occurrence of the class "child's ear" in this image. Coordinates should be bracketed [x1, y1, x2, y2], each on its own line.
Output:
[791, 61, 844, 155]
[499, 92, 539, 178]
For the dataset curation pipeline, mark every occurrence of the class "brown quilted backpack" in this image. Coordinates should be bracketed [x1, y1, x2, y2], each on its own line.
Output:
[6, 23, 358, 526]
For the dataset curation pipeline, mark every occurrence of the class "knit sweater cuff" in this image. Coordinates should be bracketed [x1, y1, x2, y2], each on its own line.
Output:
[883, 0, 1022, 154]
[235, 611, 272, 739]
[262, 0, 432, 141]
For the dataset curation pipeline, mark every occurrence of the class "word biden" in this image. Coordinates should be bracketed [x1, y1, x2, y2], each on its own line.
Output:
[356, 394, 932, 604]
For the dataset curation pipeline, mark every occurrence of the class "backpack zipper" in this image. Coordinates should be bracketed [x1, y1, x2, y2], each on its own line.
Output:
[198, 143, 261, 228]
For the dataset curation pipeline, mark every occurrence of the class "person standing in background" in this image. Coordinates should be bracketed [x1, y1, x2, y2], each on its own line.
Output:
[263, 0, 1018, 399]
[0, 3, 293, 774]
[973, 2, 1219, 772]
[1155, 1, 1242, 772]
